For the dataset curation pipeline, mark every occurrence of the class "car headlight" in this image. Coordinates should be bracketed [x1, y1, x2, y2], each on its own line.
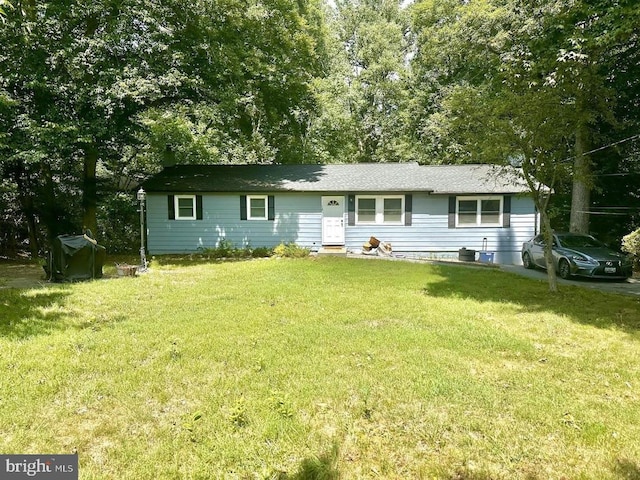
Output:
[570, 254, 597, 265]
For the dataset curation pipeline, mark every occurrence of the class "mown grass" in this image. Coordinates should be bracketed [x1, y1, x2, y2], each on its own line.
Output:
[1, 257, 639, 479]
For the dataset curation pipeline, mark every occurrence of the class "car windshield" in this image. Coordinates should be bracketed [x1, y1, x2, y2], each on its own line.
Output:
[557, 234, 605, 249]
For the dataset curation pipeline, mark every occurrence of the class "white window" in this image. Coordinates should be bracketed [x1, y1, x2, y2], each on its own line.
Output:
[383, 197, 403, 223]
[247, 195, 268, 220]
[356, 196, 404, 225]
[456, 196, 502, 227]
[175, 195, 196, 220]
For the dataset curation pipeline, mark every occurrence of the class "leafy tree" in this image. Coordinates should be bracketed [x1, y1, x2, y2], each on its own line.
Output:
[519, 0, 640, 235]
[622, 228, 640, 270]
[299, 8, 357, 164]
[136, 0, 329, 167]
[1, 0, 195, 241]
[317, 0, 414, 163]
[0, 0, 329, 253]
[411, 0, 568, 291]
[0, 0, 11, 21]
[410, 0, 640, 290]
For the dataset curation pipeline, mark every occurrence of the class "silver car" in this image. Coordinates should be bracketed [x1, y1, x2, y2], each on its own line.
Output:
[521, 232, 633, 280]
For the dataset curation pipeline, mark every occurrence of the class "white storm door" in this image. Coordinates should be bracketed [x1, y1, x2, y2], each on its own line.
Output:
[322, 196, 345, 245]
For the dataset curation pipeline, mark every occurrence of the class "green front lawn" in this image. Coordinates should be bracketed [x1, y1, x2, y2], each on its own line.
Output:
[1, 257, 639, 479]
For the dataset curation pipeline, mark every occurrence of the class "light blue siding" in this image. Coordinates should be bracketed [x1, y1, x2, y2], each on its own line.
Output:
[345, 195, 537, 264]
[146, 192, 537, 264]
[147, 193, 322, 254]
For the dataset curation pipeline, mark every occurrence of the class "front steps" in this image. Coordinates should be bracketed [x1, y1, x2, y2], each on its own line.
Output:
[317, 246, 347, 257]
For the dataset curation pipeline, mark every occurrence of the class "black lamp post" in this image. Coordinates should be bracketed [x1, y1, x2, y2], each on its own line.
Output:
[137, 187, 148, 271]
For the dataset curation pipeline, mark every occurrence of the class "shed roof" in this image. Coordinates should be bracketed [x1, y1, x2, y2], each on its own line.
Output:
[142, 163, 530, 194]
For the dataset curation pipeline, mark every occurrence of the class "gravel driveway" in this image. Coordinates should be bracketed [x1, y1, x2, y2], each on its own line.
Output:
[500, 264, 640, 297]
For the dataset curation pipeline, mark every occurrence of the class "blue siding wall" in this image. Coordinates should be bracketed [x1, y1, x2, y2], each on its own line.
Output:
[147, 193, 322, 254]
[146, 192, 537, 264]
[345, 194, 537, 264]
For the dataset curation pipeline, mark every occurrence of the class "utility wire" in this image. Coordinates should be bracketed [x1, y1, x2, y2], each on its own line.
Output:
[593, 173, 640, 177]
[589, 207, 640, 210]
[561, 133, 640, 165]
[576, 211, 632, 216]
[582, 133, 640, 157]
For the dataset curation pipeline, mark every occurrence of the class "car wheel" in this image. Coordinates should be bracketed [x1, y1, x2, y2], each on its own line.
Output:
[558, 259, 571, 279]
[522, 252, 534, 269]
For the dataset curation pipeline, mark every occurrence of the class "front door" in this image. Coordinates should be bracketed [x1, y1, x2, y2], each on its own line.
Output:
[322, 196, 345, 245]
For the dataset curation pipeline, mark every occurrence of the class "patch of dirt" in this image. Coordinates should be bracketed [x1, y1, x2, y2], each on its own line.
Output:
[0, 261, 48, 289]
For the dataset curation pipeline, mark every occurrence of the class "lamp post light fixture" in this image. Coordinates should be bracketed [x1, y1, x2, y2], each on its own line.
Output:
[137, 187, 148, 271]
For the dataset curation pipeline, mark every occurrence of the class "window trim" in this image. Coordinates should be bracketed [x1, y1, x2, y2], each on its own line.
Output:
[247, 195, 268, 220]
[455, 196, 503, 228]
[355, 195, 405, 225]
[174, 195, 197, 220]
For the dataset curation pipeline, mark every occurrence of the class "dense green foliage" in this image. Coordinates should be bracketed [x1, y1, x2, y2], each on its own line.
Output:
[0, 0, 329, 254]
[1, 0, 638, 257]
[410, 0, 640, 241]
[1, 258, 639, 477]
[622, 228, 640, 269]
[192, 241, 308, 259]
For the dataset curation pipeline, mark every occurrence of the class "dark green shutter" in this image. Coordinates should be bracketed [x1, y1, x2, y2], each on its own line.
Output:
[168, 195, 175, 220]
[348, 195, 355, 226]
[404, 194, 412, 226]
[503, 195, 511, 228]
[268, 196, 275, 221]
[196, 195, 203, 220]
[448, 196, 456, 228]
[240, 195, 247, 220]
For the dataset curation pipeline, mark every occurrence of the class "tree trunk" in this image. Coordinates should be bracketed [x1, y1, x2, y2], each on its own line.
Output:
[21, 194, 40, 258]
[12, 164, 40, 257]
[569, 124, 591, 233]
[540, 208, 558, 293]
[39, 162, 61, 243]
[522, 156, 559, 293]
[82, 145, 99, 238]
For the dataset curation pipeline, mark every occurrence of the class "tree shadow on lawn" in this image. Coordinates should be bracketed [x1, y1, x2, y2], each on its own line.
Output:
[277, 450, 340, 480]
[614, 458, 640, 480]
[0, 286, 74, 340]
[422, 264, 640, 336]
[265, 448, 640, 480]
[274, 444, 340, 480]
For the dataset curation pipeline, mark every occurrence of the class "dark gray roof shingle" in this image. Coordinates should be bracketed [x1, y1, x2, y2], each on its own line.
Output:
[142, 163, 530, 194]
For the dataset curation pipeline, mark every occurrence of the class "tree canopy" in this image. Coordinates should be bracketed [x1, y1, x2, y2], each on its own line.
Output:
[0, 0, 329, 251]
[0, 0, 638, 259]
